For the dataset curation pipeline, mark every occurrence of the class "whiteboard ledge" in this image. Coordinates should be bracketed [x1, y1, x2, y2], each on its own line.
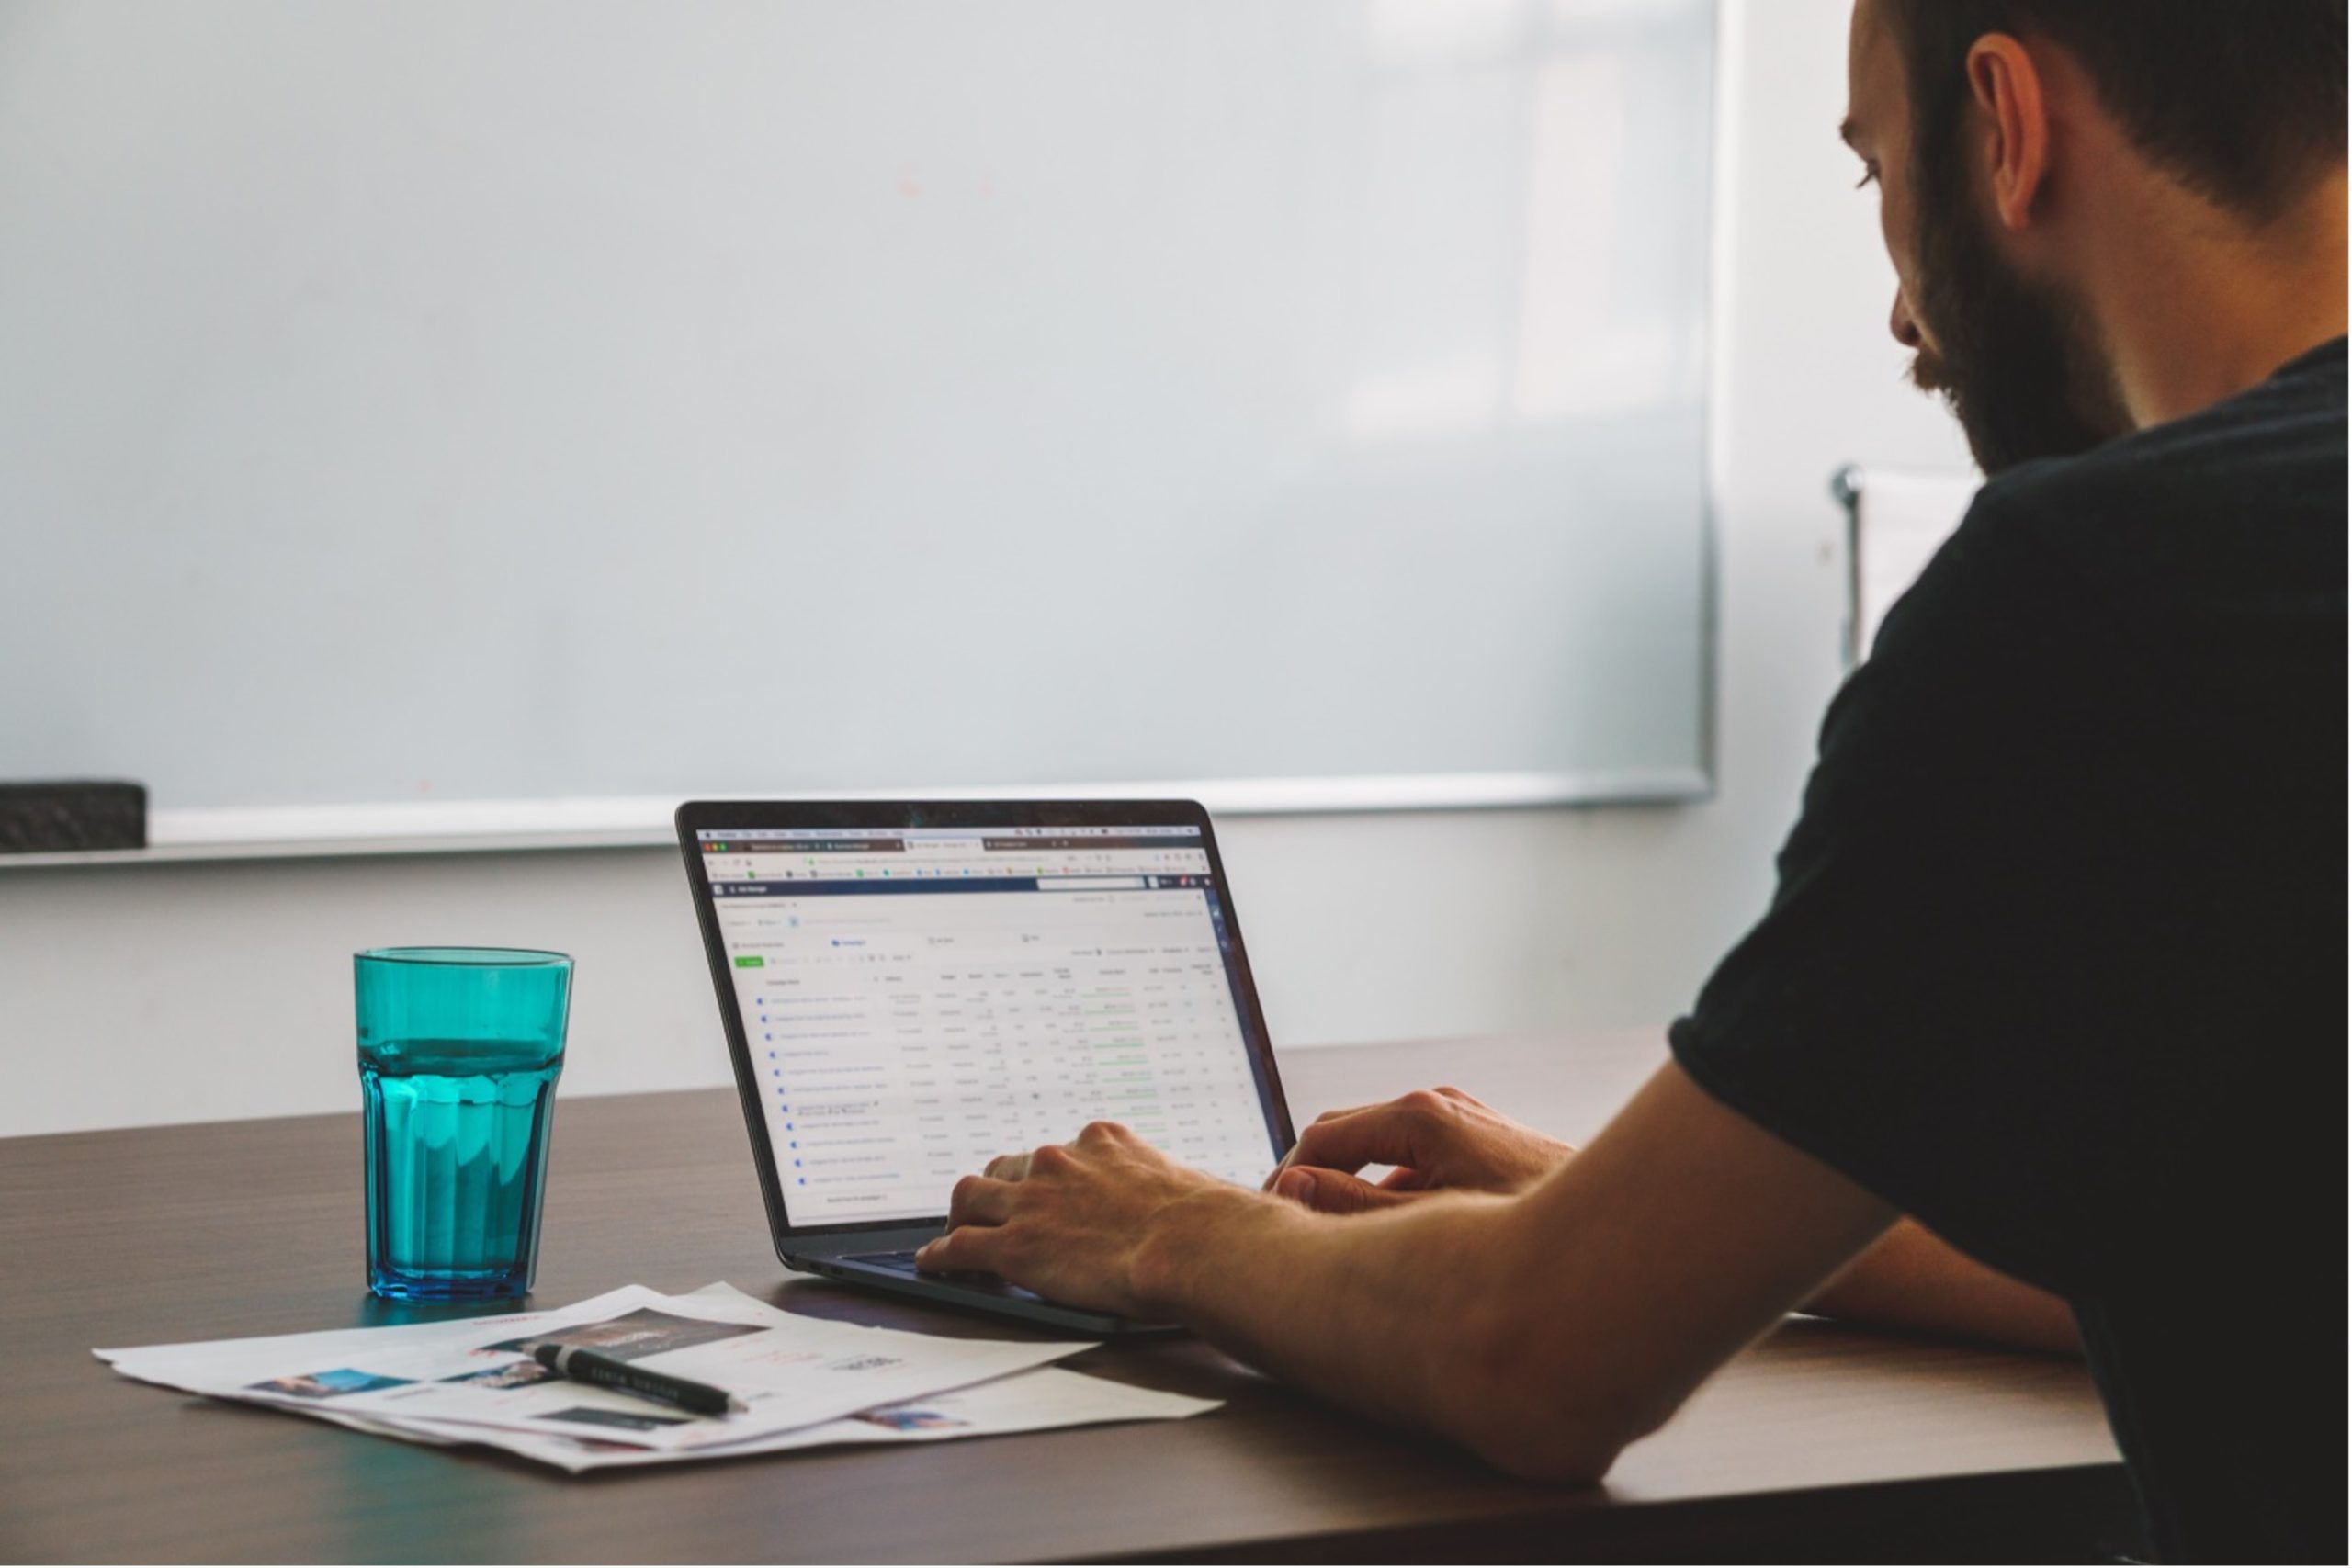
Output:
[0, 770, 1712, 871]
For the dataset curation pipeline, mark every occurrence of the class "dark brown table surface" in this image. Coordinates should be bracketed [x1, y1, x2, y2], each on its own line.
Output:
[0, 1032, 2127, 1563]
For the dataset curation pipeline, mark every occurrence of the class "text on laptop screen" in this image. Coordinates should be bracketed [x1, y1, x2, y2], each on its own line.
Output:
[697, 825, 1282, 1228]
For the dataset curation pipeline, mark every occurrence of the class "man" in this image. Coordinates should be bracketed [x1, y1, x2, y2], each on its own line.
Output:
[918, 2, 2347, 1557]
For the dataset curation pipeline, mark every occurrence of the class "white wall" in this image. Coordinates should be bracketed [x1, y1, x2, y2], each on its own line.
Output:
[0, 0, 1970, 1137]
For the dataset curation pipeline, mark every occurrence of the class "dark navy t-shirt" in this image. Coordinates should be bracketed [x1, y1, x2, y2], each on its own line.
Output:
[1672, 339, 2347, 1562]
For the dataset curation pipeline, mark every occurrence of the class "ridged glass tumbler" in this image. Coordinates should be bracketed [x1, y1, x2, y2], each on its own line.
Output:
[356, 947, 571, 1301]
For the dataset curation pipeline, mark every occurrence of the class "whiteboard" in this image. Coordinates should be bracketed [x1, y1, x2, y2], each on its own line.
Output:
[0, 0, 1716, 815]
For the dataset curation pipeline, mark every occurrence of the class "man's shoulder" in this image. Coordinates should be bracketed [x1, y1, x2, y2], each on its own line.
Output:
[1854, 344, 2347, 722]
[1928, 344, 2346, 624]
[1970, 339, 2346, 541]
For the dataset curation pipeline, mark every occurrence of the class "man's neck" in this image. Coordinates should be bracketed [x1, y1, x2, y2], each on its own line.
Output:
[2086, 167, 2348, 432]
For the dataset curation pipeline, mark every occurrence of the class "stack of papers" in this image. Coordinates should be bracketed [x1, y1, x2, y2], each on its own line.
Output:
[96, 1282, 1216, 1472]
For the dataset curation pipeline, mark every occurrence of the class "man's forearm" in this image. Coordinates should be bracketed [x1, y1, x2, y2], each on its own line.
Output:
[1803, 1218, 2080, 1353]
[1134, 1188, 1502, 1430]
[1132, 1185, 1612, 1477]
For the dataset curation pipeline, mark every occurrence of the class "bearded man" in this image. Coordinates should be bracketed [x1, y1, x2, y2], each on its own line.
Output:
[917, 4, 2348, 1558]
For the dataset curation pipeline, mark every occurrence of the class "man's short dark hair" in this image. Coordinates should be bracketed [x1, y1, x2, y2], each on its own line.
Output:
[1883, 0, 2347, 224]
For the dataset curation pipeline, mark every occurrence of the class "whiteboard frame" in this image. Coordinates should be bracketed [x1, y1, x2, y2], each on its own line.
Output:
[0, 767, 1713, 869]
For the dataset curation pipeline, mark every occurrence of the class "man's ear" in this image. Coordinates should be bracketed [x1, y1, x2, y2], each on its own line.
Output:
[1964, 33, 2051, 231]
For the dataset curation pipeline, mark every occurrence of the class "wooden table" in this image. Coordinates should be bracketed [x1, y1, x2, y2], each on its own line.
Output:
[0, 1032, 2128, 1562]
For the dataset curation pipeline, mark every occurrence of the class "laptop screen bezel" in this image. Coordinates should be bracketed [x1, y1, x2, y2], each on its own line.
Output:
[676, 797, 1297, 1246]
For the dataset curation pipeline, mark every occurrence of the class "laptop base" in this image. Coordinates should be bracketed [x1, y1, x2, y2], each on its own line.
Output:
[791, 1251, 1181, 1338]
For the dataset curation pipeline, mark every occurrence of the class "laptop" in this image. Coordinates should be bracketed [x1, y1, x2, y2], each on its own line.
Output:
[676, 799, 1297, 1336]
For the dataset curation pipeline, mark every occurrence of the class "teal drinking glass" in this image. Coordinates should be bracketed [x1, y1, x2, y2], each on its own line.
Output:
[355, 947, 571, 1300]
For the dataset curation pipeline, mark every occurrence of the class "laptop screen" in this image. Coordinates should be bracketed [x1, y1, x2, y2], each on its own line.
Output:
[695, 822, 1284, 1229]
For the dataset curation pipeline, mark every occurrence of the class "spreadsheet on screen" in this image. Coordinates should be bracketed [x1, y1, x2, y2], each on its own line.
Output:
[698, 826, 1278, 1226]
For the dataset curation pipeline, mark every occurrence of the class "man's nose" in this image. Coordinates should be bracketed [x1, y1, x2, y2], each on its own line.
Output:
[1889, 288, 1924, 350]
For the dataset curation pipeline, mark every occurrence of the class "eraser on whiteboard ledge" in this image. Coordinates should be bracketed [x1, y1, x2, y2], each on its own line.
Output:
[0, 780, 148, 852]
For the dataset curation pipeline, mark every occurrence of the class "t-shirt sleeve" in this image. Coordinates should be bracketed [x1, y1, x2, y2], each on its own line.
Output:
[1669, 491, 2132, 1294]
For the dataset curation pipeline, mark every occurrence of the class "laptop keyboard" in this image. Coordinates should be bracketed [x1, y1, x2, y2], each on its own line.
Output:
[843, 1250, 1042, 1302]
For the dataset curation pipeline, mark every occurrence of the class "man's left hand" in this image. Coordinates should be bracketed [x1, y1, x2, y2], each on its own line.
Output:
[916, 1122, 1245, 1318]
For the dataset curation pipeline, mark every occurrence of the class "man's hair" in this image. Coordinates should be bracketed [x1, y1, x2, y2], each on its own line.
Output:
[1883, 0, 2347, 223]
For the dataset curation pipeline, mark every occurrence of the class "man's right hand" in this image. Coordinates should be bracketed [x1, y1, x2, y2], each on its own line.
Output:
[1268, 1087, 1573, 1214]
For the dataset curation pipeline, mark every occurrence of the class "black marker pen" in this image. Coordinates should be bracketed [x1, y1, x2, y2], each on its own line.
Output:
[528, 1342, 744, 1416]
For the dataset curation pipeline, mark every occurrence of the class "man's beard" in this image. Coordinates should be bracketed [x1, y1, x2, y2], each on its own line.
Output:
[1905, 149, 2132, 475]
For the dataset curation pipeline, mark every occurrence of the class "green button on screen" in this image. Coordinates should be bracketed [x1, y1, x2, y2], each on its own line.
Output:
[734, 955, 764, 969]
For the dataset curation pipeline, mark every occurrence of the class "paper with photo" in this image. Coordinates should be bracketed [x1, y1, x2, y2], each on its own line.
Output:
[101, 1282, 1095, 1453]
[101, 1287, 647, 1404]
[288, 1362, 1222, 1473]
